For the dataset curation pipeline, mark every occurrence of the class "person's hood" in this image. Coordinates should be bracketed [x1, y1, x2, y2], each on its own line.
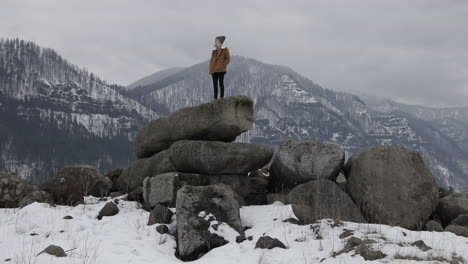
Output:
[213, 43, 227, 50]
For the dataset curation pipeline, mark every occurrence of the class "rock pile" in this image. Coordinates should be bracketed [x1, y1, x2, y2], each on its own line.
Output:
[117, 96, 272, 260]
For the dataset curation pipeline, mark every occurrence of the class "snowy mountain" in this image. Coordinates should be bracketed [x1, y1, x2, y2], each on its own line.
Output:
[0, 38, 157, 183]
[1, 38, 466, 189]
[127, 56, 468, 189]
[126, 67, 185, 90]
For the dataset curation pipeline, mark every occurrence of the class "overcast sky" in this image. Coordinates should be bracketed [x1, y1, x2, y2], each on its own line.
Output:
[1, 0, 467, 107]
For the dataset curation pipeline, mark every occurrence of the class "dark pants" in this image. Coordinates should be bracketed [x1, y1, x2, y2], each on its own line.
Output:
[212, 72, 226, 99]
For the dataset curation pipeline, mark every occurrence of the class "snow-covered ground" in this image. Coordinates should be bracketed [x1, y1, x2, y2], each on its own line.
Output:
[1, 197, 467, 264]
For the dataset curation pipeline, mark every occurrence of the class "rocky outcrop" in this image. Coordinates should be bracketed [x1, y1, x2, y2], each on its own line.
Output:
[176, 184, 244, 261]
[0, 172, 35, 208]
[344, 145, 439, 229]
[436, 192, 468, 226]
[270, 140, 345, 190]
[287, 180, 365, 224]
[135, 96, 253, 158]
[42, 165, 112, 205]
[170, 140, 273, 175]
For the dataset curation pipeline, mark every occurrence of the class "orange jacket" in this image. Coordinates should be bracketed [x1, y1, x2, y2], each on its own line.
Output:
[209, 47, 230, 74]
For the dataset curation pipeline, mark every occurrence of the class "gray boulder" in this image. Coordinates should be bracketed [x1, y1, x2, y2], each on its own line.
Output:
[436, 192, 468, 226]
[287, 180, 365, 224]
[176, 184, 244, 261]
[19, 190, 54, 208]
[136, 96, 254, 158]
[42, 165, 112, 205]
[115, 150, 175, 192]
[97, 202, 119, 220]
[170, 140, 273, 175]
[344, 145, 439, 230]
[270, 140, 345, 190]
[0, 172, 36, 208]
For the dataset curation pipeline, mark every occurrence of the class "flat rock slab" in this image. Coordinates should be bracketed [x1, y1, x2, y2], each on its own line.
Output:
[170, 140, 273, 175]
[270, 140, 345, 190]
[117, 140, 272, 192]
[176, 184, 244, 261]
[344, 145, 439, 230]
[287, 180, 365, 224]
[136, 96, 254, 158]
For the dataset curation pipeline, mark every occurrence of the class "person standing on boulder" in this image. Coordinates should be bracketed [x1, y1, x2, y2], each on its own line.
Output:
[209, 36, 230, 100]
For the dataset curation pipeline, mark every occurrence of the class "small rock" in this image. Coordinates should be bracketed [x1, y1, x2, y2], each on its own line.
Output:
[97, 202, 119, 220]
[339, 229, 354, 239]
[148, 204, 173, 225]
[236, 235, 246, 243]
[424, 220, 443, 232]
[345, 236, 363, 248]
[37, 245, 66, 257]
[156, 225, 169, 234]
[282, 218, 300, 225]
[63, 215, 73, 220]
[255, 236, 286, 249]
[411, 240, 431, 251]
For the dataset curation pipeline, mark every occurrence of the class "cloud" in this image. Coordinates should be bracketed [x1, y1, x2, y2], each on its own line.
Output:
[1, 0, 467, 107]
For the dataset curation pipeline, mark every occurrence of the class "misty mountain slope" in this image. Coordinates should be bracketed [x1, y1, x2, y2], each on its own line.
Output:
[129, 56, 468, 189]
[126, 66, 185, 90]
[0, 38, 157, 182]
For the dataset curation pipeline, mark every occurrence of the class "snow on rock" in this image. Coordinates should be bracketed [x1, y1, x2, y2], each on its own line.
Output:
[1, 199, 468, 263]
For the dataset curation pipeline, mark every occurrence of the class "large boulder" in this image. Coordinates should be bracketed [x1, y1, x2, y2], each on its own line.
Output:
[42, 166, 112, 205]
[436, 193, 468, 226]
[287, 180, 365, 224]
[344, 145, 439, 229]
[0, 172, 35, 208]
[176, 184, 244, 261]
[170, 140, 273, 175]
[115, 150, 175, 192]
[143, 172, 251, 207]
[270, 140, 345, 190]
[136, 96, 254, 158]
